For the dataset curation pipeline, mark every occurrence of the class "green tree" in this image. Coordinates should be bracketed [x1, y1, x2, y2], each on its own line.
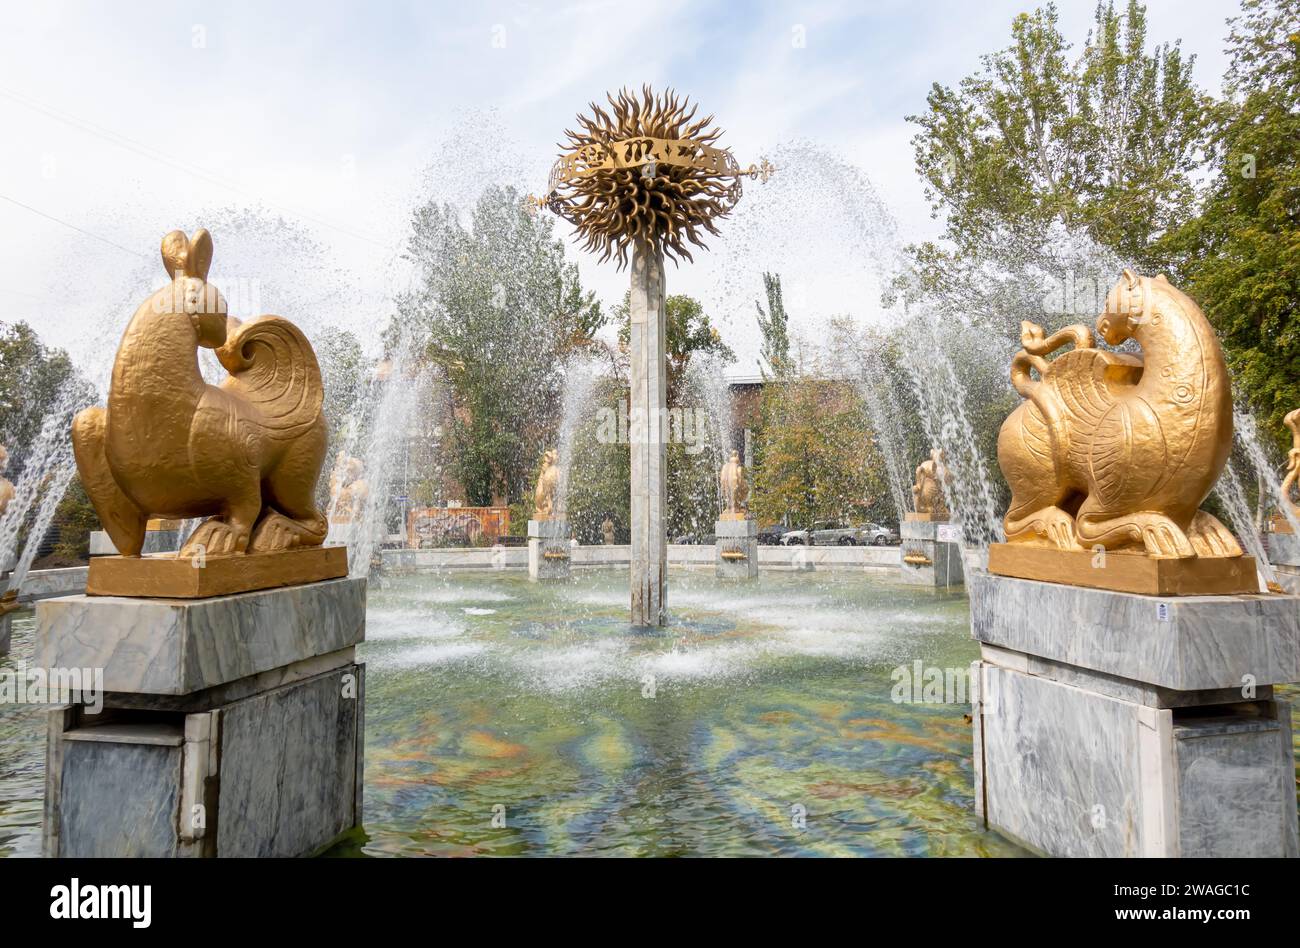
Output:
[402, 185, 604, 505]
[754, 272, 791, 377]
[1162, 0, 1300, 448]
[751, 377, 887, 531]
[616, 293, 735, 405]
[901, 1, 1209, 331]
[0, 321, 80, 468]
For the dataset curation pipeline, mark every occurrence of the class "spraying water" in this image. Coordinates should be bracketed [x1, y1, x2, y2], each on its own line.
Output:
[1213, 460, 1276, 589]
[0, 382, 91, 591]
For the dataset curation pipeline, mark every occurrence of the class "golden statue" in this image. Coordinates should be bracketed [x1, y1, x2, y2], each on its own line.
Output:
[1277, 408, 1300, 527]
[534, 86, 773, 268]
[719, 449, 748, 520]
[602, 516, 616, 545]
[994, 270, 1245, 587]
[0, 445, 14, 517]
[328, 451, 369, 524]
[534, 449, 560, 520]
[73, 228, 330, 562]
[911, 448, 950, 520]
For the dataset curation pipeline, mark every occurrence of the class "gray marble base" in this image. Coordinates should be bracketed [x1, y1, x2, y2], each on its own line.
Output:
[715, 520, 758, 579]
[528, 519, 571, 580]
[37, 577, 366, 695]
[89, 528, 181, 556]
[973, 659, 1297, 857]
[1268, 531, 1300, 568]
[899, 521, 964, 587]
[973, 571, 1300, 857]
[970, 570, 1300, 691]
[1275, 564, 1300, 596]
[44, 661, 364, 857]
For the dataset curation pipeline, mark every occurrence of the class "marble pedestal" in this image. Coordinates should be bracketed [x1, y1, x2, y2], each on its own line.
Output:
[715, 519, 758, 579]
[38, 577, 366, 857]
[528, 519, 571, 581]
[899, 519, 964, 588]
[1267, 531, 1300, 595]
[970, 570, 1300, 857]
[89, 528, 182, 556]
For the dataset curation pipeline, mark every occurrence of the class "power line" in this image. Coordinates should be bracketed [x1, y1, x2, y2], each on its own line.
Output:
[0, 192, 147, 258]
[0, 85, 393, 251]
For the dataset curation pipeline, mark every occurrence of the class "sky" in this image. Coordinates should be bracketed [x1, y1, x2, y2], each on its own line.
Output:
[0, 0, 1242, 379]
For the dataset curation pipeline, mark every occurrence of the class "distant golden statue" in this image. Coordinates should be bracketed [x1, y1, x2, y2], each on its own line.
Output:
[911, 448, 950, 520]
[1279, 409, 1300, 523]
[534, 449, 560, 520]
[0, 445, 14, 517]
[719, 449, 748, 519]
[328, 451, 369, 524]
[998, 269, 1240, 560]
[72, 228, 329, 558]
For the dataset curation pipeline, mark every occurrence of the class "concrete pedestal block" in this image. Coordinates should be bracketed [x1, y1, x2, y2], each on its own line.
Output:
[971, 571, 1300, 857]
[1267, 532, 1300, 594]
[528, 519, 571, 581]
[899, 519, 964, 588]
[38, 577, 366, 858]
[715, 519, 758, 579]
[89, 528, 181, 556]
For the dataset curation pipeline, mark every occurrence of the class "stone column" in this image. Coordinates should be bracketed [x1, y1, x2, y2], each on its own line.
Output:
[528, 518, 571, 581]
[899, 516, 964, 588]
[38, 578, 366, 857]
[970, 571, 1299, 856]
[629, 242, 667, 626]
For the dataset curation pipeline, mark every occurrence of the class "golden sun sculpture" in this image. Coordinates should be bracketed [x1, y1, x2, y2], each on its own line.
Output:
[532, 86, 774, 268]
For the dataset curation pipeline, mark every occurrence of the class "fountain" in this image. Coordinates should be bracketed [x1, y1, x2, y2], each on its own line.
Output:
[36, 227, 366, 857]
[530, 86, 773, 626]
[972, 270, 1298, 857]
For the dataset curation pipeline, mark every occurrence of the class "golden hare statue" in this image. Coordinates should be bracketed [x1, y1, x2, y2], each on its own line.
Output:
[72, 228, 329, 558]
[998, 269, 1240, 560]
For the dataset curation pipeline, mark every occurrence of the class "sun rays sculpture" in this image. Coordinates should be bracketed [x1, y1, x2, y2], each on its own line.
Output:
[530, 85, 773, 625]
[530, 85, 774, 268]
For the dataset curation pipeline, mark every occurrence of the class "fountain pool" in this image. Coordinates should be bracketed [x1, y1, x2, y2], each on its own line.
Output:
[33, 565, 1300, 857]
[342, 569, 1022, 857]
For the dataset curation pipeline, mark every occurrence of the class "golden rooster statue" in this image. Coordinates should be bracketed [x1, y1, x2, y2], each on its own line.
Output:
[997, 269, 1241, 561]
[72, 228, 329, 558]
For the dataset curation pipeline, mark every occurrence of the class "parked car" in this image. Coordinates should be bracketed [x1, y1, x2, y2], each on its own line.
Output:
[782, 521, 899, 546]
[756, 523, 787, 545]
[855, 522, 899, 546]
[672, 532, 716, 545]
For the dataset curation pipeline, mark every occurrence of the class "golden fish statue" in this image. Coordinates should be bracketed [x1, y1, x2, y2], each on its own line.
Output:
[997, 269, 1240, 561]
[911, 448, 950, 520]
[72, 228, 329, 559]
